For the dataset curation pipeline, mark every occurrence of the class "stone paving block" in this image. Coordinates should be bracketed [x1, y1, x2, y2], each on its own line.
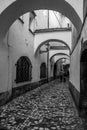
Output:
[0, 80, 86, 130]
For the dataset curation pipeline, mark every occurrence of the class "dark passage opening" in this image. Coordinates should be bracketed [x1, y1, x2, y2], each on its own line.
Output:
[80, 48, 87, 117]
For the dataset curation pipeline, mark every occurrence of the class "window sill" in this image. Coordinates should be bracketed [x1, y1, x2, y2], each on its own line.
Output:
[15, 81, 32, 88]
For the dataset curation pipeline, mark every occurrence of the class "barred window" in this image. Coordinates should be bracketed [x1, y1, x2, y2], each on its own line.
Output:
[40, 63, 46, 79]
[16, 56, 32, 83]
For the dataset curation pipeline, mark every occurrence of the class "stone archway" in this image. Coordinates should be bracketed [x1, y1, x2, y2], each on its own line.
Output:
[0, 0, 82, 42]
[53, 57, 69, 81]
[51, 54, 69, 80]
[35, 39, 71, 56]
[56, 58, 70, 80]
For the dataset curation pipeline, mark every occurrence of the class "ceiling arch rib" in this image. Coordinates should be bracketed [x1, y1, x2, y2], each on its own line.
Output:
[52, 55, 69, 63]
[55, 57, 70, 64]
[0, 0, 82, 42]
[54, 56, 69, 62]
[50, 53, 70, 61]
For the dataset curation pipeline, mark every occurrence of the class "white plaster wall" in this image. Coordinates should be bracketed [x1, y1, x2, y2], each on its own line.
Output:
[0, 46, 9, 92]
[70, 39, 81, 92]
[70, 0, 84, 90]
[0, 32, 13, 93]
[71, 25, 78, 50]
[9, 13, 47, 88]
[0, 12, 47, 93]
[70, 15, 87, 93]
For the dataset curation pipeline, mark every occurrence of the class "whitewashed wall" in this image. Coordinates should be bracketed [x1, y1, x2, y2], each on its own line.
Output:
[70, 14, 87, 92]
[0, 13, 47, 93]
[70, 40, 81, 92]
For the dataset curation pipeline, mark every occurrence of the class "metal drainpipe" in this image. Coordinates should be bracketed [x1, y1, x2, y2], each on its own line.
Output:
[7, 31, 10, 93]
[47, 46, 49, 82]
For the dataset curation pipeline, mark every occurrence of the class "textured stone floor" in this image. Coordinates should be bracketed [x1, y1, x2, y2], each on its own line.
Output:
[0, 80, 85, 130]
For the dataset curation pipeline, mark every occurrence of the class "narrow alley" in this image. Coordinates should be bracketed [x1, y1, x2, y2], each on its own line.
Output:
[0, 80, 85, 130]
[1, 1, 87, 130]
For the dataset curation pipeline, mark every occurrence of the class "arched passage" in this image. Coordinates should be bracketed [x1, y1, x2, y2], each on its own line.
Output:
[0, 0, 82, 41]
[80, 46, 87, 117]
[50, 53, 69, 80]
[35, 39, 71, 56]
[53, 57, 70, 80]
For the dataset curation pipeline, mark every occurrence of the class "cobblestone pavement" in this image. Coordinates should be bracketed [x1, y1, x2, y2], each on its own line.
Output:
[0, 80, 85, 130]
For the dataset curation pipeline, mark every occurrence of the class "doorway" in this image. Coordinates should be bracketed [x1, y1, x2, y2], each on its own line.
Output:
[80, 48, 87, 116]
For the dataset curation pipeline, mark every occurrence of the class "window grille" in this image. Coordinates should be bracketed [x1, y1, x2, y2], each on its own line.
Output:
[16, 56, 32, 83]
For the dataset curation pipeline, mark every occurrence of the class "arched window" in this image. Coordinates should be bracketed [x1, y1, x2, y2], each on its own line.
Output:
[40, 63, 46, 79]
[16, 56, 32, 83]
